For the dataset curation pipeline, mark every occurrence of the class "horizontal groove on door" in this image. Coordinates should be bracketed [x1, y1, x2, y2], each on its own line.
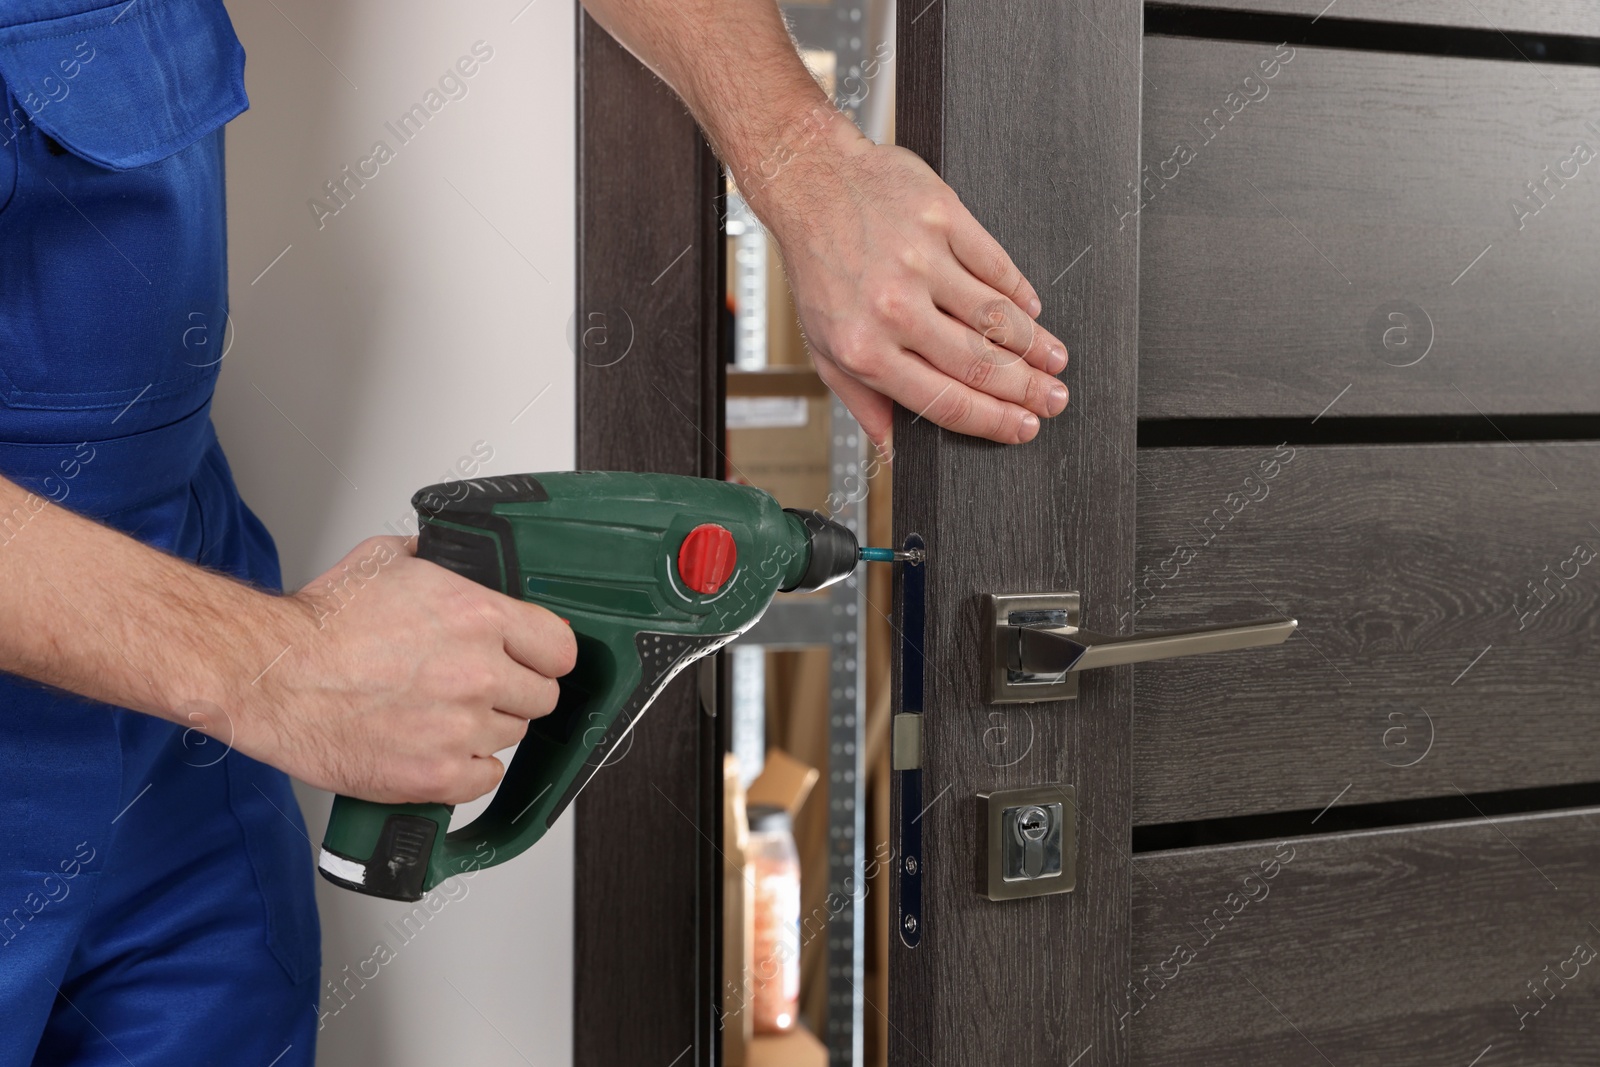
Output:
[1132, 780, 1600, 852]
[1146, 0, 1600, 39]
[1138, 415, 1600, 449]
[1145, 3, 1600, 65]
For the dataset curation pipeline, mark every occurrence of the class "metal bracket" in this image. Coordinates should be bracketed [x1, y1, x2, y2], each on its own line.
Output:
[984, 593, 1082, 704]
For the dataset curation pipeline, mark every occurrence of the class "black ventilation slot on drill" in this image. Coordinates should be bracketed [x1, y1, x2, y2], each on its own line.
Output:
[412, 473, 548, 517]
[417, 522, 506, 592]
[1144, 4, 1600, 68]
[1132, 780, 1600, 853]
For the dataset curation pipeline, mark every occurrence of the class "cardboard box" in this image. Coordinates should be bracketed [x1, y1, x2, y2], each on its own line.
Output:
[747, 748, 820, 817]
[749, 1026, 828, 1067]
[726, 395, 832, 513]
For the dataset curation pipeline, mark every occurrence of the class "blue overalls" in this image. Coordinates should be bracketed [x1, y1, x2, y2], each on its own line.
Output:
[0, 1, 320, 1063]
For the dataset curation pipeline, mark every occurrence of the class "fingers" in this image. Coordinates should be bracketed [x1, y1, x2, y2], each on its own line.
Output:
[483, 709, 533, 753]
[850, 346, 1042, 444]
[940, 204, 1068, 375]
[427, 569, 574, 679]
[903, 306, 1068, 419]
[939, 287, 1067, 375]
[948, 209, 1041, 317]
[451, 755, 507, 804]
[814, 358, 895, 451]
[490, 661, 561, 721]
[491, 596, 578, 679]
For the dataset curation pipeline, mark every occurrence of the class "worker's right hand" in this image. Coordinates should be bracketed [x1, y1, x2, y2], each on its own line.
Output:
[747, 113, 1070, 454]
[235, 536, 577, 805]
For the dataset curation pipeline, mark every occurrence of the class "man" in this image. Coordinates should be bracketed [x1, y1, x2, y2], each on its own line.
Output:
[0, 0, 1068, 1062]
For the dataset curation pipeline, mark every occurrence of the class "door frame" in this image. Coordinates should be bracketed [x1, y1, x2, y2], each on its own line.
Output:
[573, 8, 726, 1066]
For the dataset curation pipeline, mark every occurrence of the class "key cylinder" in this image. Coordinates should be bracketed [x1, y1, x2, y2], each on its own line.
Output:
[978, 786, 1076, 901]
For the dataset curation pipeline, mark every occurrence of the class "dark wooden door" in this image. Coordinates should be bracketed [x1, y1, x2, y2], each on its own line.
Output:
[892, 3, 1600, 1066]
[1128, 7, 1600, 1063]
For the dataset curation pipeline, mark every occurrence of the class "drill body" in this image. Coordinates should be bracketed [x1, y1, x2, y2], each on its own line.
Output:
[319, 471, 857, 900]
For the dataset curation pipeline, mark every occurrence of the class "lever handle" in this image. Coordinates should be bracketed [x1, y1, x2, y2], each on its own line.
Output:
[983, 593, 1296, 703]
[1017, 618, 1296, 675]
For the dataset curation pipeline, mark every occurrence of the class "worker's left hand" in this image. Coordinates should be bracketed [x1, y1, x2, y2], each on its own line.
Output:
[751, 116, 1070, 452]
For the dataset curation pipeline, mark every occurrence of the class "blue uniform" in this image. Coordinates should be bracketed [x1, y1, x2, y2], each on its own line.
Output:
[0, 1, 320, 1063]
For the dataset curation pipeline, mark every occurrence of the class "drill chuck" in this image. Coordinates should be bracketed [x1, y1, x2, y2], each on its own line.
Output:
[782, 508, 860, 593]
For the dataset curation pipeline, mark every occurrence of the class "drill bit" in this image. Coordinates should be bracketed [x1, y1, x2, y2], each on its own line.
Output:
[859, 546, 925, 565]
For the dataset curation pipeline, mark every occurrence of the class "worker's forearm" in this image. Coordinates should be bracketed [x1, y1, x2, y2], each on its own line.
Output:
[579, 0, 860, 230]
[0, 469, 576, 803]
[0, 474, 302, 732]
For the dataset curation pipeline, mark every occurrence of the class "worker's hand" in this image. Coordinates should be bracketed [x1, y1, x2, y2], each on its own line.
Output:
[237, 536, 577, 804]
[752, 117, 1070, 451]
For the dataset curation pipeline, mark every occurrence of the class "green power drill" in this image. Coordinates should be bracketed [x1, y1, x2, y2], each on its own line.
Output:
[317, 470, 913, 901]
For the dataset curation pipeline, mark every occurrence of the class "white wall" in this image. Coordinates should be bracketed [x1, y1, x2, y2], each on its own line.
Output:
[217, 1, 575, 1064]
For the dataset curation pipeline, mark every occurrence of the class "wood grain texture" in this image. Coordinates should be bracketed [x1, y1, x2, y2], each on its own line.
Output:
[1128, 810, 1600, 1064]
[574, 12, 724, 1067]
[890, 1, 1141, 1064]
[1138, 37, 1600, 418]
[1152, 0, 1600, 36]
[1132, 442, 1600, 825]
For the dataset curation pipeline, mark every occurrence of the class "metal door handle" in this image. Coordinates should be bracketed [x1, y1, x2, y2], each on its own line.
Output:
[1019, 618, 1297, 673]
[984, 593, 1296, 704]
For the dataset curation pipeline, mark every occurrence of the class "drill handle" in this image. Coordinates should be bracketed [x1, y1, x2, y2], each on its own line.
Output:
[317, 631, 641, 901]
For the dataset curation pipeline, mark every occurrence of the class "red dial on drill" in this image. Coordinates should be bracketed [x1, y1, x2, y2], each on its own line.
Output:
[677, 523, 737, 594]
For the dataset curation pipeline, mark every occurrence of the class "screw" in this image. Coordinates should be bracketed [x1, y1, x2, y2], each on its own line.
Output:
[905, 856, 919, 875]
[903, 914, 918, 934]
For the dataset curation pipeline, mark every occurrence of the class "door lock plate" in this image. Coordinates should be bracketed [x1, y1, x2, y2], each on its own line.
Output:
[977, 785, 1076, 901]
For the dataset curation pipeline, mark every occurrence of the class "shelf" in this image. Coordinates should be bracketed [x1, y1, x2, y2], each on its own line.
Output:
[728, 367, 828, 398]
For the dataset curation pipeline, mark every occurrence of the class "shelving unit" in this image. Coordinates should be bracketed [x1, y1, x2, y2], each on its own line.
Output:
[725, 5, 887, 1064]
[735, 398, 868, 1067]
